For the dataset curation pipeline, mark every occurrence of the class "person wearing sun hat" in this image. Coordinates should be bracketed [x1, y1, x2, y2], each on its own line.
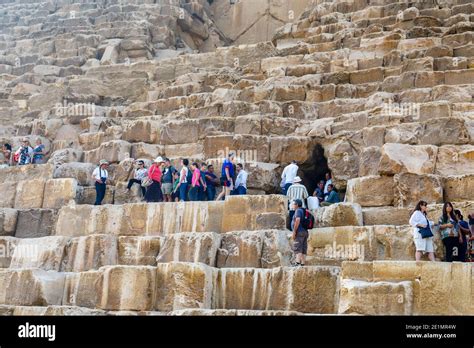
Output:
[144, 156, 164, 202]
[92, 159, 109, 205]
[286, 176, 309, 229]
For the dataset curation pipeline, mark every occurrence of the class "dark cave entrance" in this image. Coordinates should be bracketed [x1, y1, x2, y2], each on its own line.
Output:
[298, 143, 330, 196]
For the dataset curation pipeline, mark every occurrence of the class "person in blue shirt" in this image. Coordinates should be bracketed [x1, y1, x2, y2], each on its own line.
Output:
[32, 138, 47, 164]
[216, 153, 235, 201]
[321, 184, 340, 206]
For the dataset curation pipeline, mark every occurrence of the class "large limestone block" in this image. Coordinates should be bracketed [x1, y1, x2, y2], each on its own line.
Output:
[345, 176, 394, 207]
[99, 266, 156, 311]
[0, 236, 17, 267]
[338, 279, 414, 315]
[122, 120, 159, 144]
[169, 309, 302, 316]
[435, 145, 474, 176]
[155, 262, 216, 311]
[156, 232, 221, 266]
[118, 236, 161, 266]
[63, 271, 103, 308]
[217, 230, 291, 268]
[362, 206, 411, 226]
[222, 195, 287, 232]
[0, 209, 17, 236]
[83, 140, 132, 164]
[443, 175, 474, 202]
[316, 203, 363, 227]
[14, 179, 46, 209]
[0, 182, 17, 208]
[9, 236, 69, 271]
[394, 173, 443, 207]
[269, 136, 312, 163]
[53, 162, 96, 186]
[42, 178, 79, 209]
[379, 143, 437, 175]
[15, 209, 56, 238]
[0, 269, 65, 306]
[0, 164, 54, 183]
[62, 235, 118, 272]
[214, 266, 339, 313]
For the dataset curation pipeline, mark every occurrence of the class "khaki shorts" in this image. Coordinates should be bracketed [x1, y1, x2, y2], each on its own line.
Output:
[293, 230, 309, 255]
[162, 183, 173, 195]
[414, 235, 434, 253]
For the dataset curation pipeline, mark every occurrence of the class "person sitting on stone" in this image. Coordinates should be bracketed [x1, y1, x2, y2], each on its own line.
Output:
[92, 159, 109, 206]
[32, 138, 47, 164]
[321, 184, 340, 206]
[15, 138, 34, 166]
[323, 172, 332, 194]
[126, 160, 147, 198]
[313, 180, 325, 203]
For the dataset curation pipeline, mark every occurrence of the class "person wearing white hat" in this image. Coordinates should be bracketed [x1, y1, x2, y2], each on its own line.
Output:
[15, 138, 34, 166]
[144, 156, 164, 202]
[92, 160, 109, 205]
[286, 176, 309, 228]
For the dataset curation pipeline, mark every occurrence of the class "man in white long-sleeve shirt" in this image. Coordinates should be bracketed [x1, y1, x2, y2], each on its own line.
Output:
[232, 163, 248, 195]
[281, 160, 298, 195]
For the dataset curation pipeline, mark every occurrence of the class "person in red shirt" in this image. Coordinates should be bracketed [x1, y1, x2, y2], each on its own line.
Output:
[144, 157, 164, 202]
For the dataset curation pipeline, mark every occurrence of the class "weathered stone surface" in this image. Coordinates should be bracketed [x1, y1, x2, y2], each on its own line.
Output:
[156, 232, 221, 266]
[0, 209, 17, 237]
[62, 235, 118, 272]
[14, 179, 46, 209]
[42, 179, 79, 209]
[53, 162, 96, 186]
[345, 176, 394, 207]
[435, 145, 474, 176]
[15, 209, 56, 238]
[0, 182, 16, 208]
[155, 262, 216, 312]
[394, 173, 443, 207]
[9, 236, 69, 271]
[338, 279, 414, 315]
[118, 236, 161, 266]
[0, 269, 65, 306]
[316, 203, 363, 227]
[443, 175, 474, 202]
[99, 266, 156, 311]
[379, 143, 437, 175]
[83, 140, 132, 164]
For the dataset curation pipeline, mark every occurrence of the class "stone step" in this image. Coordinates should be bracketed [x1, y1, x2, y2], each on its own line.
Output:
[339, 260, 474, 315]
[0, 263, 340, 313]
[0, 229, 292, 271]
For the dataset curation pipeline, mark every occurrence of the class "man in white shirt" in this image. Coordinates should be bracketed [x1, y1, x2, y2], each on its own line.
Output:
[281, 160, 298, 195]
[92, 159, 109, 205]
[323, 172, 333, 194]
[232, 163, 248, 195]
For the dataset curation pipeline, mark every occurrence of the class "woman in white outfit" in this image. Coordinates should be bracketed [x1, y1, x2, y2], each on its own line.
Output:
[409, 200, 435, 261]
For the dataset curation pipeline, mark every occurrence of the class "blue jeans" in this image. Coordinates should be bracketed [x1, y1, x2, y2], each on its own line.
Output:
[207, 185, 216, 201]
[94, 182, 106, 205]
[179, 183, 188, 201]
[231, 186, 247, 195]
[189, 186, 200, 201]
[282, 183, 292, 195]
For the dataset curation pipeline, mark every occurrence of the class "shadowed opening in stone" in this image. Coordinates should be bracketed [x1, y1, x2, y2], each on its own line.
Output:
[298, 143, 330, 195]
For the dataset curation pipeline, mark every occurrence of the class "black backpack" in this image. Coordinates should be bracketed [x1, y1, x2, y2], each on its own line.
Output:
[299, 208, 315, 230]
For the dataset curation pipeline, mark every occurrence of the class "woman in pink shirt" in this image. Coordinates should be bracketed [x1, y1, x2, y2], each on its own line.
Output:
[188, 162, 201, 201]
[144, 157, 164, 202]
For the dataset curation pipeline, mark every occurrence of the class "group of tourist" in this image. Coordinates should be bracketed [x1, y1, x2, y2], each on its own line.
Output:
[409, 200, 474, 262]
[282, 161, 339, 210]
[92, 153, 249, 205]
[0, 138, 47, 168]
